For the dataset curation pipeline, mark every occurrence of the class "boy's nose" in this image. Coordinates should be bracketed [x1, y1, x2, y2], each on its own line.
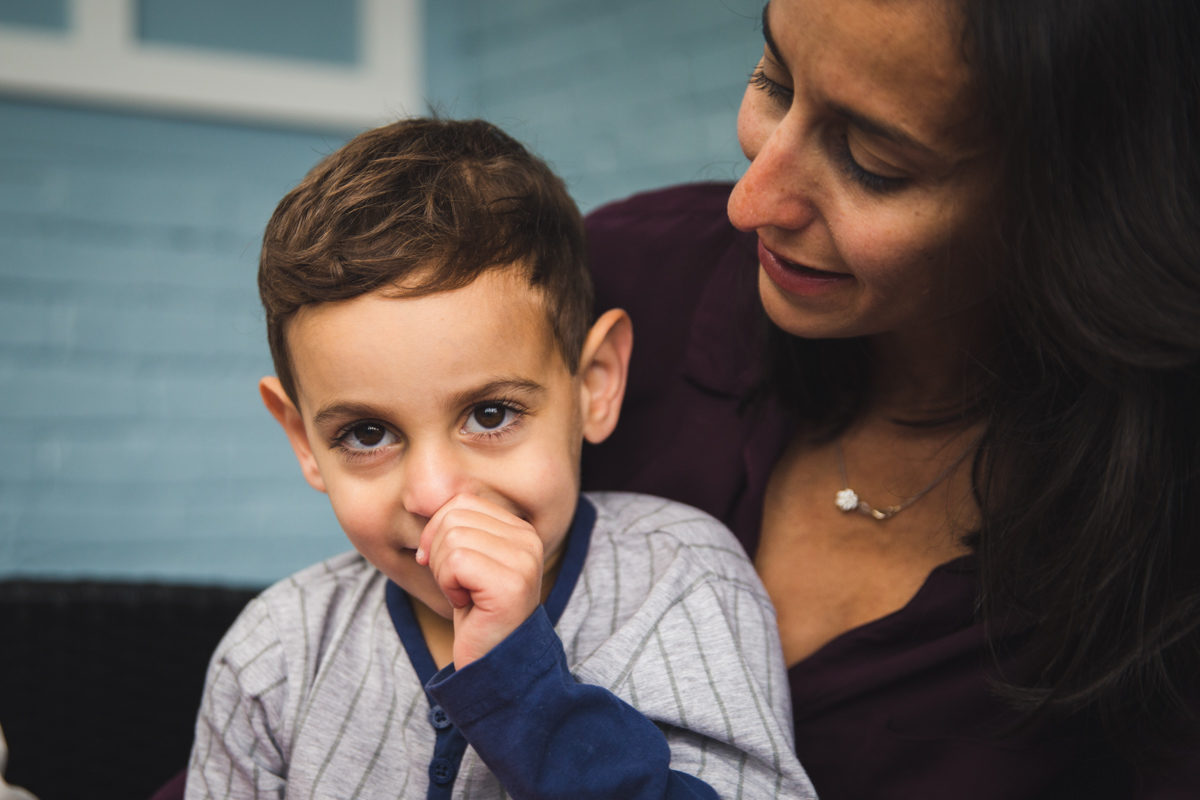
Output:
[399, 441, 473, 521]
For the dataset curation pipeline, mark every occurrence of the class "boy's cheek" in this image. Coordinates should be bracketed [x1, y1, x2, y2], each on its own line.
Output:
[341, 520, 456, 619]
[323, 475, 404, 536]
[482, 448, 580, 549]
[327, 497, 389, 550]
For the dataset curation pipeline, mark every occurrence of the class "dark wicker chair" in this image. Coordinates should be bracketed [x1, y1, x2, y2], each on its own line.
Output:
[0, 580, 257, 800]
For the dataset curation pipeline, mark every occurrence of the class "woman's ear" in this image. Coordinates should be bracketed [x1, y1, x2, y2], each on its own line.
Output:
[578, 308, 633, 445]
[259, 376, 327, 493]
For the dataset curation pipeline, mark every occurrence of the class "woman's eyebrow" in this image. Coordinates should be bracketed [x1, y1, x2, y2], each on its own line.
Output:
[762, 3, 786, 67]
[760, 2, 936, 158]
[827, 101, 935, 156]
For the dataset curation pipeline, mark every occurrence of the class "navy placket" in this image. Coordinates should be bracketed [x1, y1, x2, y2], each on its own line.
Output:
[385, 582, 468, 800]
[386, 496, 597, 800]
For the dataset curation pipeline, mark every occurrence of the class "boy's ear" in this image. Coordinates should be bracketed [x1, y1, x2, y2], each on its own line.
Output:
[259, 376, 327, 494]
[578, 308, 633, 445]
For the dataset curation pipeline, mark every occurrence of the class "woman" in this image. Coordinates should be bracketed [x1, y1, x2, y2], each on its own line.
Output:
[583, 0, 1200, 796]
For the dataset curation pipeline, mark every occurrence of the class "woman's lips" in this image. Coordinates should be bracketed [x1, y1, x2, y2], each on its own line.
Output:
[757, 239, 851, 297]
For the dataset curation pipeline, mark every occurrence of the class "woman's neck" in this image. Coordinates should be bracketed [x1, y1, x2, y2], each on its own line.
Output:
[863, 303, 998, 422]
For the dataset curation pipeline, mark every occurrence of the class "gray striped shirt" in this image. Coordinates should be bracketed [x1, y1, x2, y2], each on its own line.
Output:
[186, 492, 816, 800]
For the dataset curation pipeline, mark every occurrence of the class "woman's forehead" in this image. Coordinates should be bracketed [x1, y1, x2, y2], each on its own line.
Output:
[766, 0, 987, 157]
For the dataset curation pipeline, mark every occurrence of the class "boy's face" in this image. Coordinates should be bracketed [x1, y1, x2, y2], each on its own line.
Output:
[270, 270, 599, 619]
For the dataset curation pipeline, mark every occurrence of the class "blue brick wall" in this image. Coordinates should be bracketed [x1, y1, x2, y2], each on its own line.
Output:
[0, 0, 68, 30]
[0, 99, 348, 585]
[139, 0, 360, 65]
[0, 1, 765, 585]
[426, 0, 763, 212]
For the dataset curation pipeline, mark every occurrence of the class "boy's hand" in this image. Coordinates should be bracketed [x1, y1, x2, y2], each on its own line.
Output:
[416, 494, 544, 669]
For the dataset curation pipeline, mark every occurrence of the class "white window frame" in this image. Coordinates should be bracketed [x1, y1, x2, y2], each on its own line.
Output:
[0, 0, 422, 130]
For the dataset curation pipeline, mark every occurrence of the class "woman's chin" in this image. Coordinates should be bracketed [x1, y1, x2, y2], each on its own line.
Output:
[758, 267, 861, 340]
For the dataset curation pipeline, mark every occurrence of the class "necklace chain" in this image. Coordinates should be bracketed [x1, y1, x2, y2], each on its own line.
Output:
[834, 435, 981, 521]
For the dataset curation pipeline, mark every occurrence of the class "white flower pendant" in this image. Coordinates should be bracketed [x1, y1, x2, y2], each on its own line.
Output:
[835, 488, 860, 512]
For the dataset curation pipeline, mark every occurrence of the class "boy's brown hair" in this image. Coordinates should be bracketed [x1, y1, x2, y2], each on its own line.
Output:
[260, 117, 592, 404]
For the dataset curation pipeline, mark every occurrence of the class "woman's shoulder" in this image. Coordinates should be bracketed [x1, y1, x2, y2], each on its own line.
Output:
[585, 181, 761, 375]
[580, 185, 776, 538]
[586, 182, 736, 227]
[586, 182, 753, 298]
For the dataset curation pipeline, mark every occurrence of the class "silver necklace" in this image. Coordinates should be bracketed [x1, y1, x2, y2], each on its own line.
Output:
[834, 435, 980, 520]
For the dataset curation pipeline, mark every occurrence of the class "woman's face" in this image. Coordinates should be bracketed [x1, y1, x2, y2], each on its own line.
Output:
[729, 0, 999, 341]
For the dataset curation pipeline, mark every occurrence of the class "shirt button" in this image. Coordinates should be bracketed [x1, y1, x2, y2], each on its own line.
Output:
[428, 705, 452, 730]
[429, 757, 456, 785]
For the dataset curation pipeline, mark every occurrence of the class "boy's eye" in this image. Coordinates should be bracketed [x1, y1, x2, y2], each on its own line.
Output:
[473, 405, 506, 428]
[339, 422, 396, 451]
[463, 403, 521, 435]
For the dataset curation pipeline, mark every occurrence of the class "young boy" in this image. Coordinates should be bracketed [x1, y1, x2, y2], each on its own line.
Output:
[186, 118, 813, 800]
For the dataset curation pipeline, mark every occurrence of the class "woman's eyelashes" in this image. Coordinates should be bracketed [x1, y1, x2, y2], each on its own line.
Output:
[833, 133, 908, 194]
[750, 66, 792, 106]
[461, 401, 525, 438]
[749, 66, 909, 195]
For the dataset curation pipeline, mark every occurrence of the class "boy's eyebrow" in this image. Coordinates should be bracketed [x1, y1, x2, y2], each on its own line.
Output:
[312, 402, 389, 427]
[311, 380, 547, 427]
[446, 378, 546, 410]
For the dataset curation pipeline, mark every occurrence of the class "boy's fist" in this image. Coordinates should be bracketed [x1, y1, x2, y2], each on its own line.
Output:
[416, 493, 544, 668]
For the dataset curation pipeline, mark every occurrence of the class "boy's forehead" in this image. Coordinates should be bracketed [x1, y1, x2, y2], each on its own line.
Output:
[291, 266, 548, 334]
[286, 270, 565, 408]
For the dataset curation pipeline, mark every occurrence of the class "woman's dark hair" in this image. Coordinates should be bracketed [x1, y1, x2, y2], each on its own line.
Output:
[771, 0, 1200, 759]
[967, 0, 1200, 757]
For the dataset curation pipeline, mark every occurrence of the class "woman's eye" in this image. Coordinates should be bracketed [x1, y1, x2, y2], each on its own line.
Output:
[835, 133, 908, 194]
[750, 66, 793, 107]
[462, 403, 521, 435]
[338, 422, 396, 452]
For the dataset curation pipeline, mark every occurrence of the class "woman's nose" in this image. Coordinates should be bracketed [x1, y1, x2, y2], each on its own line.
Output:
[399, 441, 471, 521]
[728, 107, 817, 234]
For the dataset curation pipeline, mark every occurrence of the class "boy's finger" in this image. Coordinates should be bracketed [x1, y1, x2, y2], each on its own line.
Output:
[426, 522, 542, 587]
[423, 522, 541, 595]
[440, 492, 529, 523]
[439, 581, 472, 610]
[415, 498, 469, 563]
[417, 494, 535, 562]
[431, 543, 539, 613]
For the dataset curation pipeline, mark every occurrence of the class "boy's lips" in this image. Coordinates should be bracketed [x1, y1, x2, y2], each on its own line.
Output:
[757, 239, 852, 297]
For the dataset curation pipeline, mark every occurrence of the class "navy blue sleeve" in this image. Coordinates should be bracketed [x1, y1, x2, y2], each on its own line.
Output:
[426, 607, 719, 800]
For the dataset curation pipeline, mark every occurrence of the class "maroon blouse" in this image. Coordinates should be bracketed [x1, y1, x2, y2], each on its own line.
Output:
[580, 183, 1199, 799]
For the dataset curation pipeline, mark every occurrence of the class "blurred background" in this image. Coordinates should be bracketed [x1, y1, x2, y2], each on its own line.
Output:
[0, 5, 768, 796]
[0, 0, 764, 588]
